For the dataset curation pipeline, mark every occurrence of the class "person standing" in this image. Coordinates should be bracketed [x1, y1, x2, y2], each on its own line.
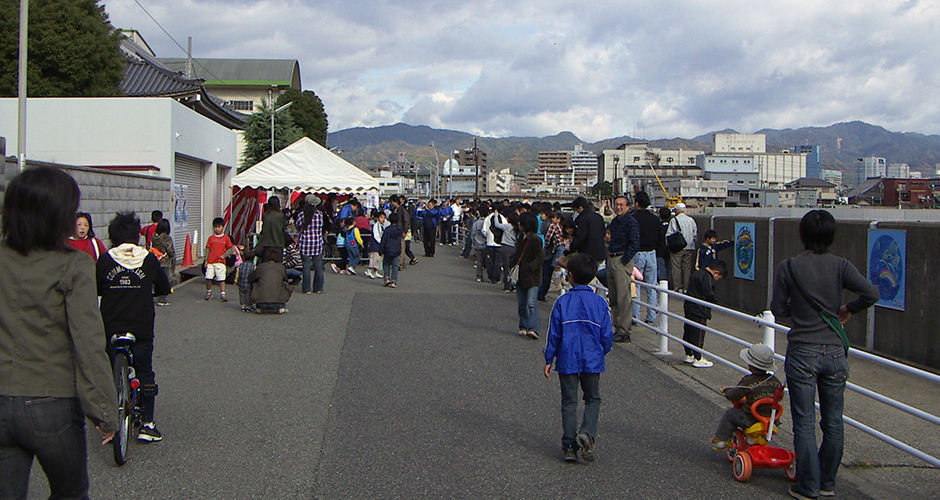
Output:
[631, 191, 665, 324]
[1, 167, 117, 499]
[257, 196, 286, 253]
[770, 210, 878, 500]
[481, 205, 505, 284]
[567, 197, 607, 264]
[513, 212, 544, 339]
[496, 210, 519, 292]
[296, 195, 325, 294]
[150, 218, 176, 306]
[605, 195, 639, 343]
[666, 203, 697, 293]
[69, 212, 108, 262]
[416, 199, 442, 257]
[390, 195, 417, 268]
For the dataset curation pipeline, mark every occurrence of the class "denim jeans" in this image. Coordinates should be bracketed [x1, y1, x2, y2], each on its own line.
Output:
[785, 343, 849, 497]
[301, 253, 324, 293]
[516, 286, 539, 333]
[656, 255, 669, 285]
[559, 373, 601, 448]
[0, 396, 90, 499]
[500, 244, 515, 290]
[346, 245, 361, 270]
[631, 250, 658, 323]
[485, 246, 501, 283]
[383, 255, 400, 283]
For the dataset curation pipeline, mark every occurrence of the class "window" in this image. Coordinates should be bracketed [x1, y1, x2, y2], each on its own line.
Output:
[665, 157, 674, 163]
[230, 100, 254, 111]
[633, 156, 641, 162]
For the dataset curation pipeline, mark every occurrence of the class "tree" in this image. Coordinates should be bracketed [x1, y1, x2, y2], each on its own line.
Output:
[590, 181, 613, 197]
[0, 0, 125, 97]
[274, 89, 328, 146]
[240, 100, 304, 172]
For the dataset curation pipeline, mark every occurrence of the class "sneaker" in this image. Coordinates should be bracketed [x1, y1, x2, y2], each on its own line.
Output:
[156, 301, 171, 307]
[365, 269, 375, 279]
[526, 330, 539, 340]
[563, 446, 578, 462]
[384, 280, 391, 287]
[819, 491, 835, 498]
[502, 288, 512, 293]
[518, 329, 527, 337]
[576, 432, 595, 462]
[220, 294, 228, 302]
[205, 291, 212, 301]
[339, 270, 349, 275]
[277, 307, 289, 314]
[389, 282, 397, 288]
[683, 355, 695, 364]
[330, 263, 340, 274]
[138, 422, 162, 442]
[410, 259, 418, 265]
[346, 267, 357, 275]
[692, 358, 714, 368]
[613, 334, 631, 343]
[789, 486, 818, 500]
[710, 437, 728, 450]
[476, 278, 482, 282]
[303, 291, 312, 295]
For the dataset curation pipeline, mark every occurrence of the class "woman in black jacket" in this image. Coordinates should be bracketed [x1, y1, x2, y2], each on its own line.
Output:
[514, 211, 544, 340]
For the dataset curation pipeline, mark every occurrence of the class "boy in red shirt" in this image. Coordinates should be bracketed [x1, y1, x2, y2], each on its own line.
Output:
[140, 210, 162, 248]
[205, 217, 237, 301]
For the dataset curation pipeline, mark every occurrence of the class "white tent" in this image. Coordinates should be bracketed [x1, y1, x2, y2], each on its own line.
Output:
[233, 137, 379, 193]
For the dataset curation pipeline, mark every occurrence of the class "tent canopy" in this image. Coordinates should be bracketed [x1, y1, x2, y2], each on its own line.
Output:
[233, 137, 378, 193]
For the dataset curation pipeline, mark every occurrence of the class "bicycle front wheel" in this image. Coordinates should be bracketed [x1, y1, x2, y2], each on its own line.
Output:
[112, 353, 131, 466]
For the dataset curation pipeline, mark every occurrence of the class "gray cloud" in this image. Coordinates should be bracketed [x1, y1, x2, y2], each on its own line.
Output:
[104, 0, 940, 141]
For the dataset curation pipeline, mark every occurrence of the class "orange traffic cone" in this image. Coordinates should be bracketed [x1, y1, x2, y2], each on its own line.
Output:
[182, 234, 194, 267]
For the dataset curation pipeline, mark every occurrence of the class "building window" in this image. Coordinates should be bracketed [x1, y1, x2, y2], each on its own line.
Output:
[231, 100, 254, 111]
[633, 156, 641, 162]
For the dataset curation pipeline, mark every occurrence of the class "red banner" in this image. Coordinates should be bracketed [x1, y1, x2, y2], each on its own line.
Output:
[227, 187, 261, 247]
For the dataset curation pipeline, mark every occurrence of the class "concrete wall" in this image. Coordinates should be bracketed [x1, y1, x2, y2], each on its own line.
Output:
[694, 212, 940, 372]
[0, 157, 171, 250]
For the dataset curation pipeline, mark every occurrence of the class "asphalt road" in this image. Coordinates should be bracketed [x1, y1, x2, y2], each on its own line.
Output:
[23, 245, 926, 498]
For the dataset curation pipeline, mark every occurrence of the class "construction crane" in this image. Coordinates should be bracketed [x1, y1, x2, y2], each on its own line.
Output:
[645, 150, 682, 208]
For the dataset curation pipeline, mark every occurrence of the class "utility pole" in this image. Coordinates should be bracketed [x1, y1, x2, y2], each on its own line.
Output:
[473, 138, 480, 198]
[17, 0, 28, 171]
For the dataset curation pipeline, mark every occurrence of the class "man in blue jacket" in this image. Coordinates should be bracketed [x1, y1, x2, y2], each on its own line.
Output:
[543, 254, 613, 463]
[415, 199, 442, 257]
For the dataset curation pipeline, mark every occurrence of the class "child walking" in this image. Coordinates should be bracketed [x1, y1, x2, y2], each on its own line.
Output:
[683, 260, 728, 367]
[710, 344, 783, 449]
[543, 253, 613, 462]
[368, 211, 389, 279]
[343, 216, 364, 275]
[379, 213, 403, 288]
[205, 217, 236, 302]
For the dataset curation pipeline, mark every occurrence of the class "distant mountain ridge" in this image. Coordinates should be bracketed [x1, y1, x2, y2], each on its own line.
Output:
[328, 121, 940, 179]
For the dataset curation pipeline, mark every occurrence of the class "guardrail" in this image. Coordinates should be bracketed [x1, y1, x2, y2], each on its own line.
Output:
[632, 279, 940, 469]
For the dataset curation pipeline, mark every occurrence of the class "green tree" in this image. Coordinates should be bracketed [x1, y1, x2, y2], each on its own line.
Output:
[240, 100, 304, 172]
[590, 181, 613, 197]
[274, 89, 328, 146]
[0, 0, 125, 97]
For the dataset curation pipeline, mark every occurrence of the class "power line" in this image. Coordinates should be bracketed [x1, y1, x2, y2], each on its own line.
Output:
[131, 0, 263, 106]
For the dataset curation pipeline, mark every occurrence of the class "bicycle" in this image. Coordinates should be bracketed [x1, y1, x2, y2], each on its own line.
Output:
[110, 333, 142, 466]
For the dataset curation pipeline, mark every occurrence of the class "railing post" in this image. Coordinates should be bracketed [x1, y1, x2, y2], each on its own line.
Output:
[761, 310, 775, 353]
[655, 280, 671, 356]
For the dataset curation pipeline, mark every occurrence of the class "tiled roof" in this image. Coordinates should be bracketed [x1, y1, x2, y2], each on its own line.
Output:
[786, 177, 836, 188]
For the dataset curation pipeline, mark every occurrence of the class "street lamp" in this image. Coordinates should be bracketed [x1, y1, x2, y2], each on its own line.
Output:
[270, 101, 293, 156]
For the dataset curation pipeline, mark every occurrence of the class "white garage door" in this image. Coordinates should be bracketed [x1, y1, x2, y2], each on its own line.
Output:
[172, 154, 204, 261]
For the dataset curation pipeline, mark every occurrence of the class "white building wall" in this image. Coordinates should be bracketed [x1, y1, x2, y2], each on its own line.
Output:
[714, 133, 766, 153]
[753, 153, 807, 188]
[0, 97, 237, 251]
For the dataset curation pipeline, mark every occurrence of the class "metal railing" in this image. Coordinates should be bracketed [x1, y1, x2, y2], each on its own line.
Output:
[632, 279, 940, 469]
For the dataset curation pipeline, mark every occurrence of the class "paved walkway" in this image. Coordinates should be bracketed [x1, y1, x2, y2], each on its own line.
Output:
[24, 244, 938, 499]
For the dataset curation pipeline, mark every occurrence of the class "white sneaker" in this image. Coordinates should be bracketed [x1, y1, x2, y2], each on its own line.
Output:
[683, 355, 695, 364]
[692, 358, 714, 368]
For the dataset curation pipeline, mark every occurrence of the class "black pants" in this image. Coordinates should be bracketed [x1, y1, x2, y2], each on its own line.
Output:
[423, 226, 436, 256]
[683, 314, 707, 359]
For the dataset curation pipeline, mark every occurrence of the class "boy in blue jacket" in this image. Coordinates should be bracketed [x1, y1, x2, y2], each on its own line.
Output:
[543, 253, 614, 463]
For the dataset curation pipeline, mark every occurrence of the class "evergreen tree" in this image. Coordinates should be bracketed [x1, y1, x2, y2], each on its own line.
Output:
[240, 100, 303, 172]
[274, 89, 329, 146]
[0, 0, 125, 97]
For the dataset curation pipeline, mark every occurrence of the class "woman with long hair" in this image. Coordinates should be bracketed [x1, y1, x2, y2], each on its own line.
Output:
[0, 167, 117, 498]
[296, 194, 326, 293]
[513, 211, 544, 339]
[68, 211, 108, 262]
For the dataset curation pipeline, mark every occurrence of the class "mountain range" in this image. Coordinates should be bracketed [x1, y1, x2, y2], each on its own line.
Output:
[327, 121, 940, 181]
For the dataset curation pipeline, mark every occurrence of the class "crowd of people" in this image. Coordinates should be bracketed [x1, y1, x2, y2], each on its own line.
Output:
[0, 164, 879, 499]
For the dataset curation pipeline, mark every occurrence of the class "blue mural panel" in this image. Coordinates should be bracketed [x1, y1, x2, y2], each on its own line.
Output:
[734, 222, 755, 281]
[868, 229, 905, 311]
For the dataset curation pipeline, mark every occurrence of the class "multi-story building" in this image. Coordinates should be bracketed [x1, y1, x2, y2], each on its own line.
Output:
[821, 168, 843, 187]
[753, 152, 807, 188]
[453, 147, 488, 195]
[887, 163, 911, 179]
[714, 133, 765, 154]
[487, 168, 515, 194]
[529, 145, 598, 194]
[785, 178, 838, 206]
[158, 58, 301, 114]
[703, 171, 760, 206]
[598, 143, 702, 195]
[656, 179, 727, 208]
[860, 156, 887, 184]
[792, 145, 822, 179]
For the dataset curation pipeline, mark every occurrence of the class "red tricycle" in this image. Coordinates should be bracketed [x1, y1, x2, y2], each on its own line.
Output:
[724, 386, 796, 482]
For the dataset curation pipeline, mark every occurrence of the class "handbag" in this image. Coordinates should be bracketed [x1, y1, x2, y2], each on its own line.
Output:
[666, 228, 687, 253]
[786, 259, 851, 354]
[507, 239, 529, 287]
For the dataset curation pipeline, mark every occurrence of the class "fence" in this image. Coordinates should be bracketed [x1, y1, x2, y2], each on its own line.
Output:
[633, 279, 940, 469]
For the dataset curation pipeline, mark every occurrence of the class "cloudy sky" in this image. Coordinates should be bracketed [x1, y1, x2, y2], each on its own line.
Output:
[103, 0, 939, 142]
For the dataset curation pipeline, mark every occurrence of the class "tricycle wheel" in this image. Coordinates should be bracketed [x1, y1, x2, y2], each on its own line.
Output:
[785, 456, 797, 481]
[733, 451, 753, 482]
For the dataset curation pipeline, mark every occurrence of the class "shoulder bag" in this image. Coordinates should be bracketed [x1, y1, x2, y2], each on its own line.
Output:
[507, 238, 529, 286]
[666, 219, 687, 253]
[786, 259, 850, 355]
